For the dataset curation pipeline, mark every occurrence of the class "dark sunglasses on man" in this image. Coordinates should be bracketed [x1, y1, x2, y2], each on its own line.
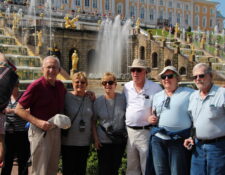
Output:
[130, 68, 143, 73]
[192, 74, 206, 80]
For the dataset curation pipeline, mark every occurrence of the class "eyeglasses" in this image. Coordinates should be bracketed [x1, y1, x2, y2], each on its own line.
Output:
[192, 74, 206, 80]
[74, 81, 86, 84]
[102, 81, 115, 86]
[131, 68, 143, 73]
[164, 97, 170, 108]
[161, 74, 176, 80]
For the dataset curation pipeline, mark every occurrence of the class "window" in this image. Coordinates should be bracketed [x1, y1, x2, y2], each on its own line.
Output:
[150, 0, 154, 4]
[76, 0, 80, 6]
[140, 0, 144, 3]
[140, 47, 145, 60]
[203, 7, 207, 14]
[140, 8, 145, 19]
[168, 12, 172, 23]
[169, 1, 172, 8]
[202, 16, 207, 28]
[195, 5, 199, 13]
[210, 18, 213, 28]
[160, 0, 163, 6]
[179, 67, 186, 75]
[195, 15, 199, 26]
[185, 14, 189, 25]
[150, 9, 154, 20]
[85, 0, 89, 7]
[152, 52, 158, 68]
[105, 0, 109, 10]
[185, 4, 189, 11]
[177, 3, 181, 9]
[117, 4, 122, 14]
[130, 6, 135, 17]
[210, 8, 214, 14]
[93, 0, 97, 8]
[159, 10, 163, 19]
[177, 13, 181, 24]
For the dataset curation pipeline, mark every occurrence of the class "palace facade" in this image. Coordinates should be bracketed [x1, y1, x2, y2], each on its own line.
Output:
[18, 0, 224, 32]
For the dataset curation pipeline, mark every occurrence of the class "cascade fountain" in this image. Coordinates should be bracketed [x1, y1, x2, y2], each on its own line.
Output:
[88, 15, 131, 78]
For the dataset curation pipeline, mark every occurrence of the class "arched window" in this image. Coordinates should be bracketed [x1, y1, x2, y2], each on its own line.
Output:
[105, 0, 110, 10]
[202, 16, 207, 28]
[195, 15, 199, 26]
[140, 7, 145, 19]
[150, 9, 154, 20]
[140, 46, 145, 60]
[130, 6, 135, 17]
[165, 59, 172, 66]
[117, 3, 123, 14]
[179, 67, 186, 75]
[152, 52, 158, 68]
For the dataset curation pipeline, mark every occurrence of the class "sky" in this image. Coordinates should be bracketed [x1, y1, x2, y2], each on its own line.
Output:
[212, 0, 225, 17]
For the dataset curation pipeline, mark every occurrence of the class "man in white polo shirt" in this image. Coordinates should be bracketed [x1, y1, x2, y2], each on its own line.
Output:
[123, 59, 162, 175]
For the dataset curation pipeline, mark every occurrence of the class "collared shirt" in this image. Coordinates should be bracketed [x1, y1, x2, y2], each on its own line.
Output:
[19, 76, 66, 121]
[124, 79, 162, 126]
[188, 85, 225, 139]
[153, 87, 194, 139]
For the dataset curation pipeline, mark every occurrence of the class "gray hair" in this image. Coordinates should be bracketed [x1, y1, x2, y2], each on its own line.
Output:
[193, 63, 212, 74]
[42, 56, 60, 68]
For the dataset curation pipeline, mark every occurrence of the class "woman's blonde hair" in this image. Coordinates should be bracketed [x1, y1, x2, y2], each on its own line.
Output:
[101, 72, 117, 83]
[72, 72, 88, 84]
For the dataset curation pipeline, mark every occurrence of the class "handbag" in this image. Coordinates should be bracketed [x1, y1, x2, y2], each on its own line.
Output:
[100, 125, 127, 144]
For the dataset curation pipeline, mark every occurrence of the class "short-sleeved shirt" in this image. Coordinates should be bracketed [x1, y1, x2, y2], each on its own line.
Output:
[62, 93, 93, 146]
[93, 93, 126, 143]
[188, 85, 225, 140]
[19, 76, 66, 121]
[124, 79, 162, 126]
[153, 87, 194, 139]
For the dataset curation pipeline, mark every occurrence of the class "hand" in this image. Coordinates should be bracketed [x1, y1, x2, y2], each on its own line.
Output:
[94, 138, 102, 150]
[148, 114, 158, 125]
[184, 137, 194, 150]
[4, 108, 14, 114]
[85, 91, 96, 101]
[37, 120, 55, 131]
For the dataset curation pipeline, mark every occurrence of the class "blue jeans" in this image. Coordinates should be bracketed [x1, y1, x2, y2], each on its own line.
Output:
[151, 135, 191, 175]
[191, 139, 225, 175]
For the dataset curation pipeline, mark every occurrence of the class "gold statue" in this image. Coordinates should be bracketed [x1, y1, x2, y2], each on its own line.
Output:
[37, 30, 43, 47]
[64, 15, 79, 29]
[71, 50, 79, 72]
[200, 32, 206, 49]
[136, 17, 141, 29]
[12, 13, 21, 31]
[174, 23, 180, 38]
[191, 44, 195, 55]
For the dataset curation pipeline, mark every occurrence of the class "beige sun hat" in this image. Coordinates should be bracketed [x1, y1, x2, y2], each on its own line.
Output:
[48, 114, 71, 129]
[159, 66, 180, 76]
[128, 59, 148, 69]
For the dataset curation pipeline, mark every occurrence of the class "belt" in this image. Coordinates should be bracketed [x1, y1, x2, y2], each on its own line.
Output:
[198, 135, 225, 144]
[127, 125, 151, 130]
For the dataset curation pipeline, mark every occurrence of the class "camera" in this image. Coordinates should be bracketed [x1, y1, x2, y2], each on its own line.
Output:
[79, 120, 86, 132]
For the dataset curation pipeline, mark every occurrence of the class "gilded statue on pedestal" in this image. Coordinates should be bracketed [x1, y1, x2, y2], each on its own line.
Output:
[71, 50, 79, 74]
[64, 15, 79, 29]
[37, 30, 43, 47]
[136, 17, 141, 29]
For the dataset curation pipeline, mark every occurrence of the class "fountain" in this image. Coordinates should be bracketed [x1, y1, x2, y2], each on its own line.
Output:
[88, 15, 131, 78]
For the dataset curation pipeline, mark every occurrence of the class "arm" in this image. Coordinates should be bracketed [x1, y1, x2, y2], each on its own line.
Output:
[91, 119, 102, 150]
[15, 103, 54, 131]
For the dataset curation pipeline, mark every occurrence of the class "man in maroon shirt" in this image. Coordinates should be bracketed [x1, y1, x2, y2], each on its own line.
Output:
[15, 56, 66, 175]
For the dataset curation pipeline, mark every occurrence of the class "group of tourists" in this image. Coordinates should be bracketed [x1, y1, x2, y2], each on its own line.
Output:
[0, 52, 224, 175]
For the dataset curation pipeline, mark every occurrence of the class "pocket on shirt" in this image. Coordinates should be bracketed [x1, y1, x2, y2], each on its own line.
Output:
[208, 105, 225, 120]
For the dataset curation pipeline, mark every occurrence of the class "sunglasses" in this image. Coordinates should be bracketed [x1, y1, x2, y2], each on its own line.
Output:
[74, 81, 86, 84]
[164, 97, 170, 108]
[102, 81, 115, 86]
[161, 74, 176, 80]
[131, 68, 143, 73]
[192, 74, 206, 80]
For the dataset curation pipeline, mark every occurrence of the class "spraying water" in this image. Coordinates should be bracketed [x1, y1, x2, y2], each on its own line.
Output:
[89, 15, 131, 78]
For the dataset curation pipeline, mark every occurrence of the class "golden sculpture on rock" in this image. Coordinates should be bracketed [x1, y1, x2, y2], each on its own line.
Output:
[136, 17, 141, 29]
[37, 30, 43, 47]
[64, 15, 79, 29]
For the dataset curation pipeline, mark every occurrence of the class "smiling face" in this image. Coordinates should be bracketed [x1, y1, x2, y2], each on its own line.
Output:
[72, 72, 87, 95]
[193, 66, 212, 92]
[101, 73, 117, 95]
[42, 57, 60, 85]
[131, 68, 146, 85]
[161, 70, 178, 91]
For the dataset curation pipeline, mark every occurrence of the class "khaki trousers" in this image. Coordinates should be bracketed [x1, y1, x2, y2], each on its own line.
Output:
[126, 127, 150, 175]
[28, 125, 61, 175]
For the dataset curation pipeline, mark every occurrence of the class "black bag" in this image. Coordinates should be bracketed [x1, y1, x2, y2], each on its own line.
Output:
[0, 67, 18, 111]
[100, 125, 127, 144]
